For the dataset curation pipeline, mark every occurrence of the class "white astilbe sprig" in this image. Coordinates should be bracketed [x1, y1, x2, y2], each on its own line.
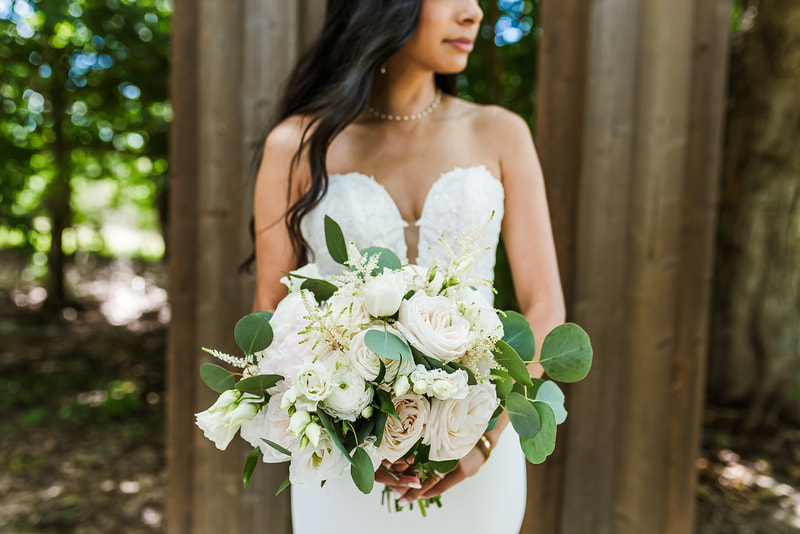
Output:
[328, 242, 379, 287]
[297, 288, 356, 356]
[201, 347, 248, 368]
[438, 212, 496, 292]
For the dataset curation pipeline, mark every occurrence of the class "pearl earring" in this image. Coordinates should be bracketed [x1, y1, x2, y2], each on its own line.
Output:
[380, 64, 386, 75]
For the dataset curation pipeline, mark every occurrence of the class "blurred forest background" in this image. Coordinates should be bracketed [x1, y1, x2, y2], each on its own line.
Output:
[0, 0, 797, 533]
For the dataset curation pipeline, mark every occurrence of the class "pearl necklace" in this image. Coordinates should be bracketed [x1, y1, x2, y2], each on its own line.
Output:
[367, 89, 442, 121]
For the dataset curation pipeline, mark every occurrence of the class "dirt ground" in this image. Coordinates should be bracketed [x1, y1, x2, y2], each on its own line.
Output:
[0, 255, 798, 533]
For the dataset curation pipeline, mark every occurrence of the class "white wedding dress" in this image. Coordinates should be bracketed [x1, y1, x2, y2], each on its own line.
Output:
[292, 165, 526, 534]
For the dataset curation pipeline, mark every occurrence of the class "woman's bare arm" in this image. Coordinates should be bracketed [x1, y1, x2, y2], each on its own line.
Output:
[253, 116, 312, 313]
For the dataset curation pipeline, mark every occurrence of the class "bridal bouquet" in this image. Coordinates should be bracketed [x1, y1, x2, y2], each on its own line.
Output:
[195, 215, 592, 509]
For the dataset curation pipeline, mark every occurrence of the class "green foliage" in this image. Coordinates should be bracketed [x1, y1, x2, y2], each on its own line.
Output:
[199, 363, 236, 393]
[0, 0, 171, 265]
[538, 323, 593, 383]
[364, 329, 411, 361]
[233, 313, 273, 356]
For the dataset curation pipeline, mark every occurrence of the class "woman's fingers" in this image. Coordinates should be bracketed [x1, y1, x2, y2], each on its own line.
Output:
[374, 469, 421, 489]
[397, 472, 442, 506]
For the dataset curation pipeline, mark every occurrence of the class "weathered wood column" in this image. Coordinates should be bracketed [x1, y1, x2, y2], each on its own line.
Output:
[167, 2, 324, 533]
[531, 0, 731, 532]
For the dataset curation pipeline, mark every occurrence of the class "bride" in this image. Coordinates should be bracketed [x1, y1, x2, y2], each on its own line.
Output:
[251, 0, 565, 532]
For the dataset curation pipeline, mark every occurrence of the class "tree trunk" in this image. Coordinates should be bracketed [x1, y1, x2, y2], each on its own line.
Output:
[710, 0, 800, 424]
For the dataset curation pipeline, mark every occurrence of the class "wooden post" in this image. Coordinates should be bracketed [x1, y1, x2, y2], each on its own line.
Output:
[167, 1, 324, 533]
[534, 0, 730, 532]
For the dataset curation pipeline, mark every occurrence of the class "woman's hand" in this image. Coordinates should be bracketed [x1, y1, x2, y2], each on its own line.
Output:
[391, 446, 486, 506]
[375, 457, 422, 497]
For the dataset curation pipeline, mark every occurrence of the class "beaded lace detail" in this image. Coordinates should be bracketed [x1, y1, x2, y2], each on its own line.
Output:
[300, 165, 505, 301]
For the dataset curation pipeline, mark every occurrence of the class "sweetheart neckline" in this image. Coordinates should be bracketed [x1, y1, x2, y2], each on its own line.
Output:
[327, 164, 503, 228]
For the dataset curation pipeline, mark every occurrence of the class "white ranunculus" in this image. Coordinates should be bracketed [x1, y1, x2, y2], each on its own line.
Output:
[377, 393, 430, 463]
[396, 294, 470, 362]
[240, 392, 298, 463]
[409, 364, 469, 401]
[364, 268, 406, 317]
[289, 433, 350, 484]
[293, 361, 333, 411]
[347, 326, 416, 384]
[321, 368, 373, 422]
[449, 286, 504, 338]
[423, 382, 499, 461]
[279, 263, 322, 293]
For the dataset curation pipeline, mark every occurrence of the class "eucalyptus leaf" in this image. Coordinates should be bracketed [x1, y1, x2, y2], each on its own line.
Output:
[243, 447, 261, 487]
[360, 246, 402, 275]
[500, 310, 536, 362]
[234, 313, 274, 356]
[491, 369, 514, 398]
[324, 215, 349, 265]
[254, 310, 273, 321]
[506, 391, 541, 438]
[535, 381, 568, 424]
[235, 374, 282, 395]
[374, 358, 387, 384]
[411, 346, 432, 369]
[519, 401, 557, 464]
[429, 459, 459, 474]
[364, 329, 411, 361]
[538, 323, 593, 383]
[301, 278, 338, 302]
[512, 378, 544, 401]
[199, 363, 237, 393]
[493, 340, 533, 386]
[350, 447, 376, 494]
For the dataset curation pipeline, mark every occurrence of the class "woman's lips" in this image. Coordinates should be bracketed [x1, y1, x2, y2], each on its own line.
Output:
[444, 39, 474, 52]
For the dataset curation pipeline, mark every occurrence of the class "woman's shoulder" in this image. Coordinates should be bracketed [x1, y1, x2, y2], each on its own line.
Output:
[264, 114, 316, 154]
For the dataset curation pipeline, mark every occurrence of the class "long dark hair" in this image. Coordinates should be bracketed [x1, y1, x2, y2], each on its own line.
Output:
[244, 0, 458, 271]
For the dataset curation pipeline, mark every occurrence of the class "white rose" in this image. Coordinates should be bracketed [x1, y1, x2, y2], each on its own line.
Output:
[347, 326, 416, 383]
[279, 263, 322, 293]
[423, 382, 498, 461]
[364, 268, 406, 317]
[377, 393, 430, 462]
[321, 368, 374, 422]
[240, 392, 298, 463]
[449, 286, 504, 338]
[293, 361, 333, 411]
[289, 433, 350, 484]
[396, 294, 470, 362]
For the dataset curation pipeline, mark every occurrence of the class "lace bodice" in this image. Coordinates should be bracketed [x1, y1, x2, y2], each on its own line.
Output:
[300, 165, 505, 300]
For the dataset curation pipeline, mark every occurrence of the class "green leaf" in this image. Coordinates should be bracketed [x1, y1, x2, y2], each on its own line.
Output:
[275, 474, 291, 496]
[234, 313, 274, 356]
[324, 215, 349, 265]
[519, 402, 557, 464]
[355, 417, 375, 444]
[491, 369, 514, 398]
[506, 391, 541, 438]
[360, 246, 402, 275]
[493, 340, 533, 386]
[199, 363, 237, 393]
[486, 416, 498, 432]
[538, 323, 593, 382]
[364, 329, 411, 361]
[535, 381, 568, 424]
[429, 459, 459, 474]
[375, 389, 399, 419]
[411, 346, 433, 369]
[316, 410, 355, 465]
[235, 374, 283, 395]
[500, 311, 536, 362]
[261, 439, 292, 457]
[512, 378, 545, 401]
[447, 361, 477, 385]
[373, 410, 389, 446]
[254, 310, 273, 321]
[243, 447, 261, 487]
[350, 447, 376, 494]
[300, 278, 338, 302]
[374, 358, 387, 384]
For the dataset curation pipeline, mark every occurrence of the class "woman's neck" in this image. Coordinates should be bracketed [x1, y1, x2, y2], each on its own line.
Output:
[367, 63, 438, 118]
